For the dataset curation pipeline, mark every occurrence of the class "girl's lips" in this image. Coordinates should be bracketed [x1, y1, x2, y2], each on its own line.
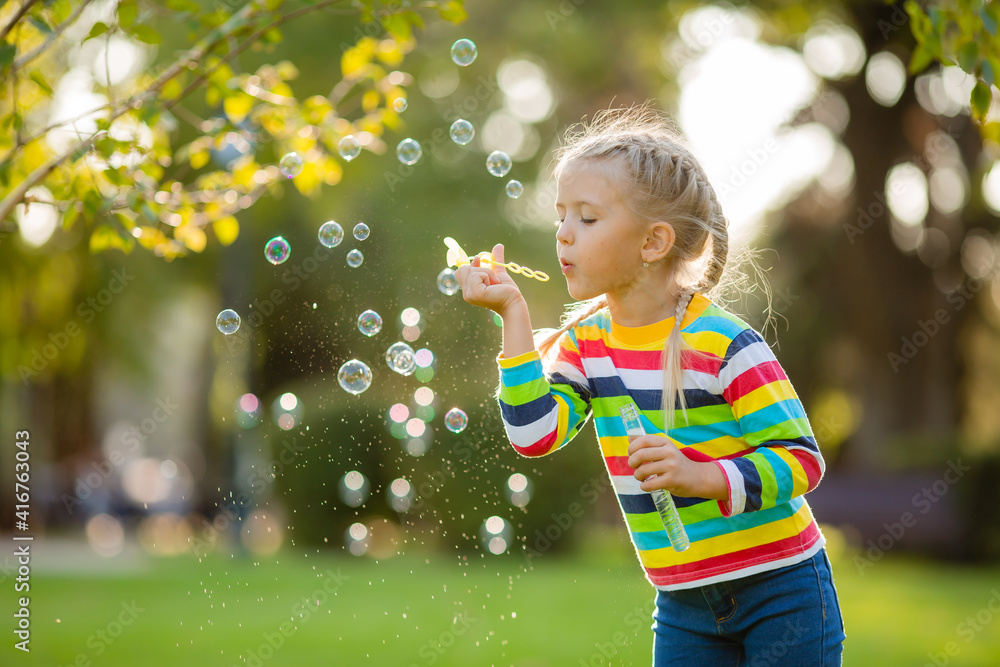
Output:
[560, 261, 573, 274]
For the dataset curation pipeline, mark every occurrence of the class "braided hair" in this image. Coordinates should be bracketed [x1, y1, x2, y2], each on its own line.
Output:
[536, 104, 733, 429]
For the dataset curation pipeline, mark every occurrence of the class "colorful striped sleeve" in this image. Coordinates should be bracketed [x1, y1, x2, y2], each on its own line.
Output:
[714, 328, 825, 517]
[496, 330, 592, 457]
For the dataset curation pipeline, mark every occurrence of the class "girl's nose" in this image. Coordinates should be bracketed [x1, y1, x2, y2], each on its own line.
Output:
[555, 221, 571, 245]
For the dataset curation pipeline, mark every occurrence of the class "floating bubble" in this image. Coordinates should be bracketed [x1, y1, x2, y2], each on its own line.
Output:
[388, 403, 410, 424]
[451, 38, 478, 67]
[345, 522, 369, 556]
[216, 309, 240, 335]
[264, 236, 290, 265]
[444, 407, 468, 433]
[271, 392, 302, 430]
[357, 309, 382, 336]
[347, 249, 364, 268]
[338, 470, 370, 508]
[480, 515, 512, 555]
[338, 359, 372, 394]
[449, 119, 475, 145]
[235, 393, 261, 429]
[400, 307, 420, 326]
[392, 97, 407, 113]
[337, 135, 361, 162]
[414, 348, 435, 369]
[396, 138, 422, 165]
[505, 473, 533, 508]
[318, 220, 343, 248]
[279, 152, 303, 178]
[414, 386, 435, 406]
[388, 478, 414, 512]
[386, 342, 416, 376]
[405, 438, 428, 457]
[505, 179, 524, 199]
[486, 151, 512, 177]
[353, 222, 370, 241]
[436, 268, 459, 296]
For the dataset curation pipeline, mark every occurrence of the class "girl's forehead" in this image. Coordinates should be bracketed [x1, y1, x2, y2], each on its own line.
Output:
[556, 159, 624, 204]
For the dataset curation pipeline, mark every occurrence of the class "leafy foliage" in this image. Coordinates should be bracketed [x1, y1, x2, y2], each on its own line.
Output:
[0, 0, 466, 258]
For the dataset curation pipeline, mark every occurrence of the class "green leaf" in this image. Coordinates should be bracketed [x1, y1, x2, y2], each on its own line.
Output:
[28, 16, 53, 34]
[957, 40, 978, 74]
[89, 224, 133, 254]
[117, 0, 138, 28]
[166, 0, 200, 13]
[129, 24, 161, 44]
[971, 80, 992, 121]
[29, 70, 53, 95]
[983, 58, 996, 87]
[982, 7, 998, 36]
[95, 136, 116, 159]
[382, 14, 411, 41]
[0, 40, 15, 69]
[909, 43, 935, 74]
[437, 1, 467, 23]
[85, 21, 109, 42]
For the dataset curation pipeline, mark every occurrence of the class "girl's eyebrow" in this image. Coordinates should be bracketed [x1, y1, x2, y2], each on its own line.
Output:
[555, 198, 603, 209]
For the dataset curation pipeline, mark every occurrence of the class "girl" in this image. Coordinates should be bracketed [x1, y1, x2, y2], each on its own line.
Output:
[455, 105, 845, 665]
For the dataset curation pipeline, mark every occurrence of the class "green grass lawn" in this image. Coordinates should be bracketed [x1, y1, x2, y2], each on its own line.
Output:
[4, 530, 1000, 666]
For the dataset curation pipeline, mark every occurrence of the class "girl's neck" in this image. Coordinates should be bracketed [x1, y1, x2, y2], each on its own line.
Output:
[606, 283, 680, 327]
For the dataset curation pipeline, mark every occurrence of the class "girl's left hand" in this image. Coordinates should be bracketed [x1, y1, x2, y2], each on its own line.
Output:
[626, 435, 727, 500]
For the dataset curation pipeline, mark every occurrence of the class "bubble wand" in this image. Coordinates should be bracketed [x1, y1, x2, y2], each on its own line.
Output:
[444, 237, 549, 282]
[619, 404, 690, 552]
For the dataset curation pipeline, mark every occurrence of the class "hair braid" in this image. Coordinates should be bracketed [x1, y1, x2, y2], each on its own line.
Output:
[662, 286, 695, 430]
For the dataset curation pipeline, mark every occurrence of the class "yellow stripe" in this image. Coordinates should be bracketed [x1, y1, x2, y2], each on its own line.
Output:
[683, 329, 731, 358]
[772, 447, 810, 498]
[599, 433, 749, 459]
[573, 323, 604, 343]
[639, 502, 815, 567]
[731, 379, 798, 416]
[551, 393, 571, 454]
[599, 434, 631, 457]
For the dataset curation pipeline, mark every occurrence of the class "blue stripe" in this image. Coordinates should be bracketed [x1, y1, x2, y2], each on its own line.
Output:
[631, 501, 803, 549]
[733, 457, 763, 513]
[591, 375, 629, 398]
[682, 313, 745, 339]
[550, 373, 591, 401]
[617, 492, 706, 515]
[719, 329, 765, 372]
[668, 421, 743, 443]
[501, 358, 545, 387]
[499, 394, 554, 427]
[739, 399, 808, 435]
[760, 447, 794, 505]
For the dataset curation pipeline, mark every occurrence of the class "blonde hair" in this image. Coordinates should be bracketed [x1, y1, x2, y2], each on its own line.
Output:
[536, 104, 759, 430]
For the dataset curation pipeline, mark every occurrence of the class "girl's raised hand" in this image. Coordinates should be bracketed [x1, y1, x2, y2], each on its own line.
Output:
[455, 243, 526, 317]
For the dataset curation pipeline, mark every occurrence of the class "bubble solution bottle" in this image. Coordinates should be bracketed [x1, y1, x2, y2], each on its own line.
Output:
[619, 404, 691, 552]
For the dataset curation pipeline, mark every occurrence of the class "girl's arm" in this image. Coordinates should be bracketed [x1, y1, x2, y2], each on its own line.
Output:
[713, 328, 826, 517]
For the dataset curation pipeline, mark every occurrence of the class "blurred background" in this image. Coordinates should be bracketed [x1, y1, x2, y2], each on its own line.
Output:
[2, 0, 1000, 664]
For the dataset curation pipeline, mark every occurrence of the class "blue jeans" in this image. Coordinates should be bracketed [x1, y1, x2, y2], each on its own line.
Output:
[652, 549, 845, 666]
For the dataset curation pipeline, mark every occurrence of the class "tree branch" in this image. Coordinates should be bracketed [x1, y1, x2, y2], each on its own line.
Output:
[0, 0, 42, 42]
[11, 0, 96, 73]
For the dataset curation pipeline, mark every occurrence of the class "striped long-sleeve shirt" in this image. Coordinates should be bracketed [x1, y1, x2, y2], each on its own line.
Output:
[497, 293, 826, 590]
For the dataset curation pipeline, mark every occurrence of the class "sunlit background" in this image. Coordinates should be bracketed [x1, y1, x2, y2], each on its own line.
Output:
[2, 0, 1000, 665]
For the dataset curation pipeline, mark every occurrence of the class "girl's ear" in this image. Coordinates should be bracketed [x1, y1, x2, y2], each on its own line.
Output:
[642, 222, 675, 262]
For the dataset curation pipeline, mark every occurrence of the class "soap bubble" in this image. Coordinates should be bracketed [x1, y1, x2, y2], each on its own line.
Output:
[337, 135, 360, 162]
[505, 473, 533, 508]
[318, 220, 343, 248]
[357, 310, 382, 336]
[444, 407, 468, 433]
[347, 249, 364, 268]
[486, 151, 512, 177]
[505, 180, 524, 199]
[235, 393, 261, 429]
[386, 342, 416, 376]
[338, 359, 372, 394]
[345, 522, 369, 556]
[338, 471, 370, 508]
[480, 515, 512, 555]
[353, 222, 370, 241]
[396, 138, 422, 165]
[449, 119, 475, 145]
[264, 236, 290, 265]
[388, 478, 414, 513]
[392, 97, 407, 113]
[436, 268, 459, 296]
[451, 38, 478, 66]
[216, 309, 240, 335]
[271, 392, 302, 431]
[279, 152, 303, 178]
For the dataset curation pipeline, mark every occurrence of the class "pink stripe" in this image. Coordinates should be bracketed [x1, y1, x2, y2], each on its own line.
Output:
[723, 360, 788, 405]
[513, 430, 558, 457]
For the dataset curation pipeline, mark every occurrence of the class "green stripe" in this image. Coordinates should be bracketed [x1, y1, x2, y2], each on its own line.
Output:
[751, 452, 779, 510]
[743, 416, 813, 446]
[498, 376, 550, 405]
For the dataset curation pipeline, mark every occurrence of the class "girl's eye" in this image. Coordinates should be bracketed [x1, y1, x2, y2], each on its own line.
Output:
[581, 218, 596, 224]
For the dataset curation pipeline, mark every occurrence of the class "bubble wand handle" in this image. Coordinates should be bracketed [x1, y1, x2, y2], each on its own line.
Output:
[619, 404, 690, 552]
